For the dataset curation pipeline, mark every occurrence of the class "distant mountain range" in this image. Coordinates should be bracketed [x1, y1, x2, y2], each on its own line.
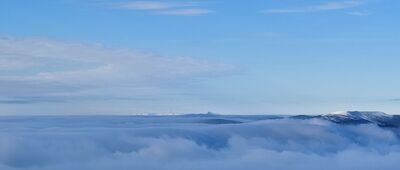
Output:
[290, 111, 400, 127]
[171, 111, 400, 127]
[129, 111, 400, 127]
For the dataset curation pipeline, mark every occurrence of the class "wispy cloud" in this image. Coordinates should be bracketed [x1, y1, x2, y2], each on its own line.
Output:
[0, 36, 234, 104]
[0, 99, 41, 104]
[347, 11, 373, 16]
[157, 8, 213, 16]
[115, 1, 195, 10]
[0, 95, 153, 104]
[112, 1, 212, 16]
[262, 0, 366, 14]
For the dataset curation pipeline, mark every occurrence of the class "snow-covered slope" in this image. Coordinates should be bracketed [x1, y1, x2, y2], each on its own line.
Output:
[289, 111, 398, 127]
[323, 111, 394, 126]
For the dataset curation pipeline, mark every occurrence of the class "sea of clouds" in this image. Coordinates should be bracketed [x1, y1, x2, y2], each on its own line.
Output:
[0, 116, 399, 170]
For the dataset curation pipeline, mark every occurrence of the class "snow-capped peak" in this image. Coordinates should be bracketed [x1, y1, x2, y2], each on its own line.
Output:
[326, 111, 392, 123]
[330, 111, 348, 115]
[329, 111, 390, 117]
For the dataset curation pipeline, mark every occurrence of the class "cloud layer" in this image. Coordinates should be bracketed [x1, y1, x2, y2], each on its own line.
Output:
[263, 0, 366, 14]
[0, 37, 233, 105]
[0, 116, 399, 170]
[112, 1, 213, 16]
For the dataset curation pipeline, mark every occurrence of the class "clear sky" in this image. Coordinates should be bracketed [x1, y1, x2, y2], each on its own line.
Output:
[0, 0, 400, 115]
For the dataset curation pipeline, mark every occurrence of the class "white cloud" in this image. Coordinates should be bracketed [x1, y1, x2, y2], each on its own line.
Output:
[0, 117, 400, 169]
[112, 1, 212, 16]
[158, 8, 213, 16]
[0, 36, 234, 103]
[263, 0, 366, 14]
[115, 1, 195, 10]
[316, 0, 364, 10]
[347, 11, 373, 16]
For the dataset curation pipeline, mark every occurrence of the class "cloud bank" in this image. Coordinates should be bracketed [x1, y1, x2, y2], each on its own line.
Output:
[0, 36, 233, 105]
[262, 0, 366, 14]
[112, 1, 213, 16]
[0, 116, 399, 170]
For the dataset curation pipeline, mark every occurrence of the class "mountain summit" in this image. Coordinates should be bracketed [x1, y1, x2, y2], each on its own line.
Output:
[291, 111, 398, 127]
[322, 111, 396, 126]
[325, 111, 392, 121]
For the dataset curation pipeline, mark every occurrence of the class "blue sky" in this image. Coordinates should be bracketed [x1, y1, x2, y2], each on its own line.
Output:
[0, 0, 400, 115]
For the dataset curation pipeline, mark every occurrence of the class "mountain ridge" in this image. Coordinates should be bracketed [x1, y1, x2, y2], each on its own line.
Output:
[291, 111, 399, 127]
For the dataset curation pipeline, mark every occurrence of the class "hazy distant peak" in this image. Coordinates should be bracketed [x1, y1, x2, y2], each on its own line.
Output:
[327, 111, 392, 118]
[323, 111, 393, 126]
